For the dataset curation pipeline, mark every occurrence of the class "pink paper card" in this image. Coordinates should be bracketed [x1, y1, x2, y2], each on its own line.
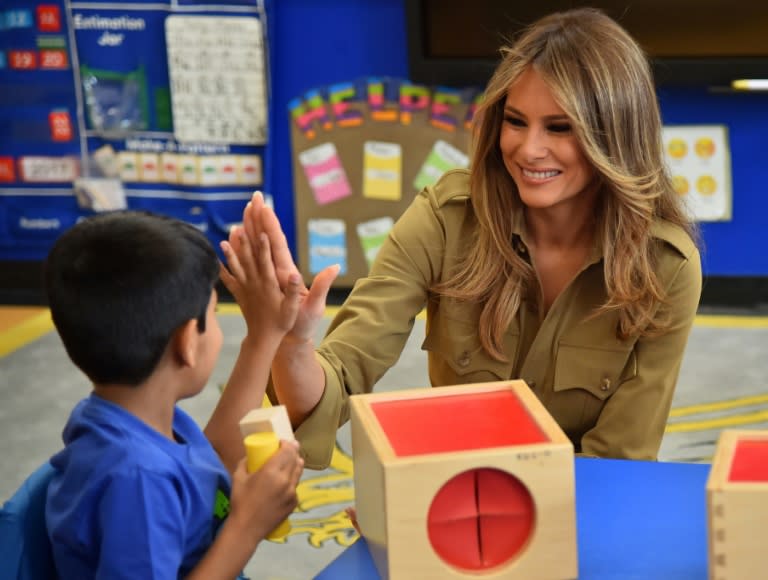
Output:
[298, 142, 353, 205]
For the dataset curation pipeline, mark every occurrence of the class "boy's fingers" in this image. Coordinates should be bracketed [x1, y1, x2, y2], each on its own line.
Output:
[218, 260, 236, 293]
[228, 227, 240, 255]
[220, 239, 245, 283]
[291, 458, 304, 486]
[236, 226, 258, 278]
[268, 442, 298, 472]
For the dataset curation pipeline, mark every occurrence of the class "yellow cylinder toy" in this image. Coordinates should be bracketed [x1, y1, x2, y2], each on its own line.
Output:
[244, 432, 292, 539]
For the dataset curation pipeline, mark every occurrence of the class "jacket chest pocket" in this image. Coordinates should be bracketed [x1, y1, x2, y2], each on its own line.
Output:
[421, 314, 517, 384]
[550, 343, 637, 436]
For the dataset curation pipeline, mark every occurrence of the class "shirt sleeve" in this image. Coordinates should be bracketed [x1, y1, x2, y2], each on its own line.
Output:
[94, 470, 185, 579]
[294, 186, 452, 468]
[579, 246, 703, 459]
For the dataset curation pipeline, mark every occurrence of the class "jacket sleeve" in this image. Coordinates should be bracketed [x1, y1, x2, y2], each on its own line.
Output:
[579, 245, 702, 460]
[293, 184, 457, 468]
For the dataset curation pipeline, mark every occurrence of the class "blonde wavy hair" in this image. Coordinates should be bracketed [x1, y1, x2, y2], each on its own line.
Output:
[437, 7, 698, 361]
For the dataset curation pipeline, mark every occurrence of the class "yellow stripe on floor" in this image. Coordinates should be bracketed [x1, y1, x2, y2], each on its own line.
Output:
[0, 308, 54, 358]
[694, 314, 768, 328]
[666, 410, 768, 433]
[669, 393, 768, 418]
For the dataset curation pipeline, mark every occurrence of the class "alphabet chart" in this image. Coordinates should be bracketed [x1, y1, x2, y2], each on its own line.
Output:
[165, 15, 268, 145]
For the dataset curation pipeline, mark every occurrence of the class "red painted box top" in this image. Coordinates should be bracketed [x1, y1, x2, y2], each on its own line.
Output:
[370, 390, 549, 457]
[728, 438, 768, 482]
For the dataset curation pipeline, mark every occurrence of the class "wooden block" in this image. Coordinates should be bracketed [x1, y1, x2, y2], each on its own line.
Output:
[707, 429, 768, 580]
[239, 405, 295, 441]
[350, 379, 577, 580]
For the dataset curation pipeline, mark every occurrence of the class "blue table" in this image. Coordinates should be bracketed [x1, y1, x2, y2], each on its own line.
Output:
[315, 458, 711, 579]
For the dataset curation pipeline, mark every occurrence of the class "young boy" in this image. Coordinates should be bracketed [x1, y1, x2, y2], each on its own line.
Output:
[44, 206, 304, 579]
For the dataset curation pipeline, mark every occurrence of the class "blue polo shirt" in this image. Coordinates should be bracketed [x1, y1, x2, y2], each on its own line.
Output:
[46, 394, 231, 579]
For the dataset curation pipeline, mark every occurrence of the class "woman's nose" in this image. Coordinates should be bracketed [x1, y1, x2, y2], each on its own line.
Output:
[520, 128, 548, 159]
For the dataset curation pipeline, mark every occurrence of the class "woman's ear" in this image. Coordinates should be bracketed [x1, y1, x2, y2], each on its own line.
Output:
[173, 319, 199, 368]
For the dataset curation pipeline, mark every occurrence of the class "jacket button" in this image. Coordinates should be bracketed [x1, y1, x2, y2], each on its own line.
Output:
[458, 351, 471, 367]
[601, 378, 611, 391]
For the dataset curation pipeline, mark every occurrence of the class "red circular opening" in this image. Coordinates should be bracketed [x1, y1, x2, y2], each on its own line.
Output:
[427, 468, 535, 571]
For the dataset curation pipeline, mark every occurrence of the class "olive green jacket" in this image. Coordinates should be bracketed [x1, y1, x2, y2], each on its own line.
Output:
[295, 169, 702, 469]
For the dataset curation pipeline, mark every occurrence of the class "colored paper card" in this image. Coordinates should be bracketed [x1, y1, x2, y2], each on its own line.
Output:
[662, 125, 732, 221]
[216, 155, 239, 185]
[118, 152, 139, 182]
[178, 155, 199, 184]
[363, 141, 402, 200]
[299, 142, 353, 205]
[356, 216, 394, 268]
[139, 153, 160, 182]
[199, 156, 219, 185]
[308, 219, 347, 274]
[413, 139, 469, 191]
[161, 153, 180, 183]
[239, 155, 262, 185]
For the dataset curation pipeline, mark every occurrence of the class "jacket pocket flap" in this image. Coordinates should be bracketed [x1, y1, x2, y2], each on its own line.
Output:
[422, 317, 516, 379]
[554, 343, 636, 400]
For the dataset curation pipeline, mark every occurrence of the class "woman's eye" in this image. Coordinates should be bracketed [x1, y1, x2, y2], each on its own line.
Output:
[504, 116, 525, 127]
[548, 123, 572, 134]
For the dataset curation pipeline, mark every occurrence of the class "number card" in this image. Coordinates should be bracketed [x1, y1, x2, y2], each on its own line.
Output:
[166, 16, 268, 145]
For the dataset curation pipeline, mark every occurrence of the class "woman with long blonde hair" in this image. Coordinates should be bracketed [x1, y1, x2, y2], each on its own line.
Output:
[244, 7, 702, 467]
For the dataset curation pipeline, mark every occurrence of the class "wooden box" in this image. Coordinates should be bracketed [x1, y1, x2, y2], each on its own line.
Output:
[350, 380, 577, 579]
[707, 429, 768, 580]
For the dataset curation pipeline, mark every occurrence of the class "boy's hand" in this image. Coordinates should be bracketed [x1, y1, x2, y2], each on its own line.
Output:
[220, 225, 302, 338]
[229, 440, 304, 542]
[236, 192, 339, 344]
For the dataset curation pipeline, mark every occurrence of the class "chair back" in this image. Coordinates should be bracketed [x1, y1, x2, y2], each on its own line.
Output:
[0, 462, 57, 580]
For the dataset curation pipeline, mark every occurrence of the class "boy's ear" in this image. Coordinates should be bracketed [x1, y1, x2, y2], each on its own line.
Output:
[174, 319, 199, 368]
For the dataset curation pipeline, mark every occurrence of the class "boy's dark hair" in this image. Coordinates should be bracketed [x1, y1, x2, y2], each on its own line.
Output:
[45, 210, 219, 386]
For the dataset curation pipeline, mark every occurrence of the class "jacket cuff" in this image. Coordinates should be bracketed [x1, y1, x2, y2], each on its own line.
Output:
[293, 354, 344, 470]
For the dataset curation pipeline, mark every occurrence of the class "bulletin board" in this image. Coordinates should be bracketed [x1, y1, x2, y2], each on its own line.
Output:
[0, 0, 271, 261]
[288, 78, 480, 286]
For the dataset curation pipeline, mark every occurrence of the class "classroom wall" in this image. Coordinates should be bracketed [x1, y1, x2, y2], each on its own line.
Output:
[1, 0, 765, 280]
[269, 0, 768, 277]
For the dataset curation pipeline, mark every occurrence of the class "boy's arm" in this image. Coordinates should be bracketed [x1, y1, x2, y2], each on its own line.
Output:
[204, 225, 301, 474]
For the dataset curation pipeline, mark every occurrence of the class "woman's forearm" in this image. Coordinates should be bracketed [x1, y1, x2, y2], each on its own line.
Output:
[271, 337, 326, 427]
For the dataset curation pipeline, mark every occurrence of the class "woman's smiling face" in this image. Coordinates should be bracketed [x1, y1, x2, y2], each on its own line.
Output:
[499, 66, 597, 213]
